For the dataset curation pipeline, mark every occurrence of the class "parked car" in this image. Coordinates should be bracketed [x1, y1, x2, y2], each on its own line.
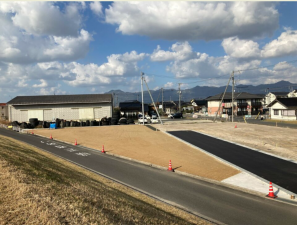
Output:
[138, 116, 151, 124]
[151, 115, 159, 123]
[168, 114, 174, 118]
[171, 113, 183, 119]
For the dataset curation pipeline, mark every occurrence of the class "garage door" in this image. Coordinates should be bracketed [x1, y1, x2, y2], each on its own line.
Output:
[79, 108, 94, 120]
[28, 110, 43, 121]
[44, 109, 53, 121]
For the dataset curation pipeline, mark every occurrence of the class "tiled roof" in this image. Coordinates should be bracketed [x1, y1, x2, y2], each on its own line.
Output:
[7, 94, 112, 105]
[206, 92, 264, 101]
[270, 92, 289, 96]
[267, 97, 297, 109]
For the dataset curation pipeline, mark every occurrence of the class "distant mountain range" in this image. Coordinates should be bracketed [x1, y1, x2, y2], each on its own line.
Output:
[105, 81, 297, 105]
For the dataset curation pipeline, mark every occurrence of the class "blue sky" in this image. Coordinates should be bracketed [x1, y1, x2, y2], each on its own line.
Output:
[1, 1, 297, 102]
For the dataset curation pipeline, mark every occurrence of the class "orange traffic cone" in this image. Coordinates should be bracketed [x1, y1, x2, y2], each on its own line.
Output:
[31, 130, 34, 135]
[167, 160, 174, 172]
[266, 182, 277, 199]
[101, 145, 105, 153]
[50, 134, 53, 140]
[74, 139, 78, 146]
[234, 123, 237, 128]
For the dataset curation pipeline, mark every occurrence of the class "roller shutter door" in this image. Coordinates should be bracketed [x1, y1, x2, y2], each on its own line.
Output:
[28, 110, 43, 121]
[20, 110, 28, 122]
[44, 109, 53, 121]
[79, 108, 94, 120]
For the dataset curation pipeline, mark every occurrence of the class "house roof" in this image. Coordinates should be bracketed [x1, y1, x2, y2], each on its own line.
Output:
[0, 103, 6, 106]
[7, 94, 112, 105]
[191, 99, 207, 105]
[206, 92, 264, 101]
[270, 92, 288, 96]
[119, 101, 149, 111]
[267, 97, 297, 109]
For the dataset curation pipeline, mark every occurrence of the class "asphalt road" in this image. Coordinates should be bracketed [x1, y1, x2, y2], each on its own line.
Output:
[1, 128, 297, 225]
[168, 130, 297, 195]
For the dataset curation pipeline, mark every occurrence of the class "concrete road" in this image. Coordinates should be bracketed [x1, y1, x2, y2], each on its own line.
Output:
[0, 128, 297, 225]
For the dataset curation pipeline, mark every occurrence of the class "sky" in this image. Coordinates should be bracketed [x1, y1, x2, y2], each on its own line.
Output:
[1, 1, 297, 102]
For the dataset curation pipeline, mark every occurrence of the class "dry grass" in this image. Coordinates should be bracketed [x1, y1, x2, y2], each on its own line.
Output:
[0, 135, 211, 225]
[264, 119, 297, 124]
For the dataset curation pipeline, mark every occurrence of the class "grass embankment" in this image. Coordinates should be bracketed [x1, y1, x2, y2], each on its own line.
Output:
[0, 135, 210, 225]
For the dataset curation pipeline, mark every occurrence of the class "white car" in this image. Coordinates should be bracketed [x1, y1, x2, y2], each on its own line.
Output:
[151, 115, 159, 123]
[138, 116, 151, 124]
[168, 114, 174, 119]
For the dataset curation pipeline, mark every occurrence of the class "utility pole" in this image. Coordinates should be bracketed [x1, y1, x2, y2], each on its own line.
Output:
[161, 88, 164, 114]
[143, 76, 163, 125]
[141, 72, 145, 125]
[231, 71, 235, 123]
[178, 83, 182, 112]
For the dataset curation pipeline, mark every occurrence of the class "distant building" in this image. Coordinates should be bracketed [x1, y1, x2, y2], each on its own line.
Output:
[267, 98, 297, 120]
[190, 99, 207, 112]
[206, 92, 264, 117]
[7, 94, 113, 122]
[119, 100, 149, 117]
[0, 103, 8, 120]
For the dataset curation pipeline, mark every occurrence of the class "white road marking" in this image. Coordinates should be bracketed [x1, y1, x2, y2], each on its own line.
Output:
[75, 152, 91, 157]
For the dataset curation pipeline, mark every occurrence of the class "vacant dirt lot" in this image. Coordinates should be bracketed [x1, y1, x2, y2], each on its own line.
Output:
[34, 125, 239, 181]
[153, 120, 297, 161]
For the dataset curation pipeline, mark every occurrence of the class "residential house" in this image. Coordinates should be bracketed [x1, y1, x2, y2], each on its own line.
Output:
[0, 103, 8, 120]
[190, 99, 207, 112]
[119, 100, 149, 117]
[267, 98, 297, 120]
[206, 92, 264, 117]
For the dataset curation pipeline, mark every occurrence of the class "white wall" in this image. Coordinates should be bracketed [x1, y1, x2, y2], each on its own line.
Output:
[270, 102, 296, 120]
[8, 103, 112, 122]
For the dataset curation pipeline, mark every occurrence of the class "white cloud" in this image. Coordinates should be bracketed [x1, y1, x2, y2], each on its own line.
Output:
[151, 42, 196, 62]
[0, 3, 92, 64]
[33, 79, 48, 88]
[222, 37, 261, 59]
[0, 2, 83, 36]
[90, 1, 103, 17]
[164, 82, 174, 88]
[261, 30, 297, 58]
[222, 30, 297, 60]
[105, 2, 278, 41]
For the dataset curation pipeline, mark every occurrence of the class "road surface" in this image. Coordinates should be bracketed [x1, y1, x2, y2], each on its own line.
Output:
[0, 128, 296, 225]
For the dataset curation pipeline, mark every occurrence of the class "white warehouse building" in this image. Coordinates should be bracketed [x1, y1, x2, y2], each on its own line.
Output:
[7, 94, 113, 122]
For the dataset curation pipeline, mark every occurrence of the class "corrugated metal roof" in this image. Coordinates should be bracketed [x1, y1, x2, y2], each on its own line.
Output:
[7, 94, 112, 105]
[205, 92, 264, 101]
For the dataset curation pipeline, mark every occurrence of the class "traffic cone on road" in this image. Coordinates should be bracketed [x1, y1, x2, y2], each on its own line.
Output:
[234, 123, 237, 128]
[167, 160, 174, 172]
[74, 139, 78, 146]
[101, 145, 105, 153]
[50, 134, 53, 140]
[266, 182, 277, 198]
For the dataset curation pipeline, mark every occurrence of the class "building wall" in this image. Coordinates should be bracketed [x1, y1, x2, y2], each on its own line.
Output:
[270, 102, 296, 120]
[0, 105, 8, 120]
[8, 103, 112, 122]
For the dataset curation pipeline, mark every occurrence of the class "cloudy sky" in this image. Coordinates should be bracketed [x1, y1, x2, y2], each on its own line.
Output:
[1, 1, 297, 102]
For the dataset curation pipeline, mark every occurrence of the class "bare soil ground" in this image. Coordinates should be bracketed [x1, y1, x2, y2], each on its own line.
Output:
[0, 135, 210, 225]
[35, 125, 239, 181]
[153, 121, 297, 161]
